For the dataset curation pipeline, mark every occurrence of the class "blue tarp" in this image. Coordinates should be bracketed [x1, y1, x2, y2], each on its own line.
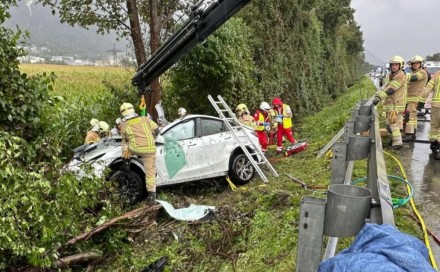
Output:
[319, 223, 436, 272]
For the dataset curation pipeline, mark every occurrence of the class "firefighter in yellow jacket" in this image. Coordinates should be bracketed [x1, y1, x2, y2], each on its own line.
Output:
[373, 55, 407, 150]
[235, 103, 256, 129]
[419, 71, 440, 159]
[403, 55, 428, 142]
[119, 102, 160, 205]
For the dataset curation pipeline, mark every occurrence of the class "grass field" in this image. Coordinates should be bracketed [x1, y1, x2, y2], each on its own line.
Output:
[20, 64, 134, 98]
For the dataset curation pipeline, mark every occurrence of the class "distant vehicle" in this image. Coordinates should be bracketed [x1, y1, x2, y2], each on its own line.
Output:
[424, 61, 440, 75]
[66, 114, 261, 205]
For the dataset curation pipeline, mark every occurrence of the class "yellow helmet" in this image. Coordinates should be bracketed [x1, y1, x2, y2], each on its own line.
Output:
[120, 102, 134, 116]
[389, 55, 404, 68]
[410, 55, 424, 64]
[98, 121, 110, 132]
[235, 103, 249, 114]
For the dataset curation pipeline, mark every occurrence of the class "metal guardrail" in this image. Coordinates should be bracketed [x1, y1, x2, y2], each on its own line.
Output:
[295, 100, 395, 272]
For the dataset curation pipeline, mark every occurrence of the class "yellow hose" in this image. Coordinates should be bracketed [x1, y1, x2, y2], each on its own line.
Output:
[384, 151, 438, 270]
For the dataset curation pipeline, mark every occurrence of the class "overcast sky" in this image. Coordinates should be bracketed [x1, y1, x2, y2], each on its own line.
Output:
[351, 0, 440, 65]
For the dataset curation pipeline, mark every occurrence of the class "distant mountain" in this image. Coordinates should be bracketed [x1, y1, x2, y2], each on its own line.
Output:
[4, 2, 128, 59]
[364, 49, 385, 66]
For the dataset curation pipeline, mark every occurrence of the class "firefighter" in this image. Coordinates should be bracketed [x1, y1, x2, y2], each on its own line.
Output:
[272, 97, 296, 154]
[373, 55, 407, 150]
[119, 102, 160, 205]
[403, 55, 428, 142]
[110, 118, 122, 137]
[419, 70, 440, 159]
[178, 107, 187, 118]
[254, 102, 272, 153]
[85, 119, 109, 144]
[235, 103, 256, 129]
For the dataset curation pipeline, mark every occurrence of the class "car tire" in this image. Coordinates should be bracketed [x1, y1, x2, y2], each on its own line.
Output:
[110, 170, 146, 206]
[229, 154, 255, 185]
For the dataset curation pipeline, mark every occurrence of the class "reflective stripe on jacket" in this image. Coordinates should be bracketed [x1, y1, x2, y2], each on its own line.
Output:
[420, 71, 440, 108]
[254, 110, 266, 131]
[281, 104, 292, 128]
[382, 70, 407, 112]
[407, 68, 428, 102]
[121, 116, 158, 154]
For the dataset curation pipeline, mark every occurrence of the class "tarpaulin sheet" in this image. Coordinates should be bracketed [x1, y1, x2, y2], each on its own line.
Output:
[156, 200, 215, 221]
[319, 223, 436, 272]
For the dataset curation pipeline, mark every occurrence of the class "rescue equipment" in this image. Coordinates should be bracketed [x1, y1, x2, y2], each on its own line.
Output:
[284, 141, 308, 157]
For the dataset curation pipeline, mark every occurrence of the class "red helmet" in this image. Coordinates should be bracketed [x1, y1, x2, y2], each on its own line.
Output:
[272, 97, 283, 106]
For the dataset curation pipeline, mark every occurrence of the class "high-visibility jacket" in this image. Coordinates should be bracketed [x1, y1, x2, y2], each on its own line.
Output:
[275, 104, 293, 128]
[420, 71, 440, 108]
[120, 116, 158, 154]
[85, 131, 100, 144]
[377, 70, 407, 112]
[407, 68, 428, 103]
[253, 110, 268, 131]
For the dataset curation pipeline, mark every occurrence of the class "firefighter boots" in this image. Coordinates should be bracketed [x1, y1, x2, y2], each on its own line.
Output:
[147, 192, 156, 206]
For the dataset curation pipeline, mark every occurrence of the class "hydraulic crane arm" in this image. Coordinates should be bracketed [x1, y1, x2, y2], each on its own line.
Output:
[131, 0, 251, 92]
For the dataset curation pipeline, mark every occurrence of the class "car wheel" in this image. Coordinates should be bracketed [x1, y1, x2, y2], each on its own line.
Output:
[229, 154, 255, 185]
[110, 170, 146, 206]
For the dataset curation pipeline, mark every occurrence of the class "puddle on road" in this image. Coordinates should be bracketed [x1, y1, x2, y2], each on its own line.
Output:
[397, 114, 440, 261]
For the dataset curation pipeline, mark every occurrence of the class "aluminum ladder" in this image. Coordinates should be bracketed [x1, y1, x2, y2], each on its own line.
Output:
[207, 95, 279, 183]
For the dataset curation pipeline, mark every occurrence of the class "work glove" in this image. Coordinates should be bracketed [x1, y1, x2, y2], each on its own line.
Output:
[372, 96, 381, 106]
[389, 111, 398, 124]
[417, 102, 425, 111]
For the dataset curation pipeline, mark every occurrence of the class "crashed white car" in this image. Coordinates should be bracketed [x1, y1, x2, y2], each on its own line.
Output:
[67, 114, 260, 204]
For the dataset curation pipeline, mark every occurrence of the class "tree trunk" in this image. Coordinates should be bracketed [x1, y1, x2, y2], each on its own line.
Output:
[148, 0, 161, 121]
[126, 0, 147, 65]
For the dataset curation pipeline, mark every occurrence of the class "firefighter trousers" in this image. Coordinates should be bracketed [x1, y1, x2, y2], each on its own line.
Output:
[139, 153, 156, 193]
[386, 111, 403, 146]
[429, 107, 440, 142]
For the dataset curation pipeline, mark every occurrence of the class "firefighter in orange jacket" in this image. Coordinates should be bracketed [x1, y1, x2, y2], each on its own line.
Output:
[403, 55, 428, 142]
[119, 102, 160, 205]
[253, 102, 271, 153]
[419, 71, 440, 159]
[373, 55, 407, 150]
[272, 97, 296, 154]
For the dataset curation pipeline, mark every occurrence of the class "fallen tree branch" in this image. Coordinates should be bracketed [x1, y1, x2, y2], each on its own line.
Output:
[62, 204, 162, 249]
[55, 252, 102, 268]
[285, 174, 326, 190]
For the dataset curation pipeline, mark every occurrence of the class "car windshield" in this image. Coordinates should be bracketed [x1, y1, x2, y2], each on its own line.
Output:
[163, 119, 195, 140]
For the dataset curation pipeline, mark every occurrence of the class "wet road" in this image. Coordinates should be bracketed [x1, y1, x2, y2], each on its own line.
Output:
[398, 113, 440, 262]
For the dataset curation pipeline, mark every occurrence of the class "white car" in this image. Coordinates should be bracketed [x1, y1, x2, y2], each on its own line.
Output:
[66, 114, 260, 205]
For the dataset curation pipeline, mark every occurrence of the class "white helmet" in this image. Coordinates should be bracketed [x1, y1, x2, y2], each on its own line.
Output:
[90, 118, 99, 126]
[115, 117, 122, 125]
[178, 107, 187, 117]
[260, 102, 271, 111]
[120, 102, 135, 116]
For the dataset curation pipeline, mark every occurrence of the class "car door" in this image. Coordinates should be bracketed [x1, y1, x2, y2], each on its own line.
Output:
[156, 118, 204, 184]
[197, 118, 235, 175]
